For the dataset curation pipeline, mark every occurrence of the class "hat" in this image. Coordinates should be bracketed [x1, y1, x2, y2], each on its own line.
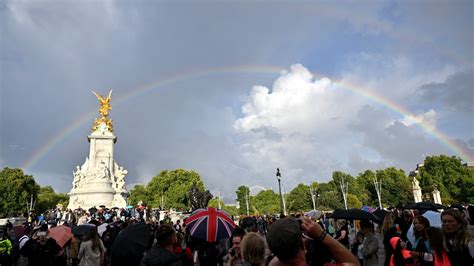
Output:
[267, 218, 302, 261]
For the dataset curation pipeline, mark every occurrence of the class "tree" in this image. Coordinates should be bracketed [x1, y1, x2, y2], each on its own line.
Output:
[0, 167, 40, 217]
[377, 167, 412, 206]
[128, 184, 150, 207]
[36, 186, 69, 213]
[251, 190, 280, 214]
[235, 186, 250, 215]
[287, 183, 312, 212]
[208, 198, 238, 216]
[419, 155, 474, 204]
[146, 169, 205, 209]
[317, 182, 343, 210]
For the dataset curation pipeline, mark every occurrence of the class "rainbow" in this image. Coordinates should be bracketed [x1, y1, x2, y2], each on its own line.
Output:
[22, 65, 473, 170]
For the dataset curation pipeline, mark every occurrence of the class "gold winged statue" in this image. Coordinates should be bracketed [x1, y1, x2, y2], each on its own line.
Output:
[92, 90, 114, 132]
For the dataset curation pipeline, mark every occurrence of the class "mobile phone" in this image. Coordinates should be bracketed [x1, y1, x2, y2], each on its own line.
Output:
[229, 248, 235, 257]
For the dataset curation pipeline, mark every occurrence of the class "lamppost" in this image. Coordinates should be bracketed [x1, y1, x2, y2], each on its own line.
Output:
[276, 168, 284, 217]
[310, 187, 320, 210]
[339, 176, 348, 210]
[373, 172, 382, 209]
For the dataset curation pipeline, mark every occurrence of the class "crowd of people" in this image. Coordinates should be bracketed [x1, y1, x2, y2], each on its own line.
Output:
[0, 204, 473, 266]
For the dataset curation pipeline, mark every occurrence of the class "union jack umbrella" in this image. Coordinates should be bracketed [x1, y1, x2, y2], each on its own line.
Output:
[184, 207, 236, 242]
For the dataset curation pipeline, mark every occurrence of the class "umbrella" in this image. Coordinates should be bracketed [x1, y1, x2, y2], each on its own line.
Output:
[72, 224, 96, 236]
[373, 209, 389, 221]
[331, 208, 381, 222]
[88, 207, 97, 213]
[422, 210, 442, 228]
[49, 225, 73, 247]
[13, 226, 26, 240]
[97, 223, 108, 237]
[405, 202, 446, 210]
[110, 221, 151, 257]
[184, 207, 236, 242]
[361, 206, 376, 213]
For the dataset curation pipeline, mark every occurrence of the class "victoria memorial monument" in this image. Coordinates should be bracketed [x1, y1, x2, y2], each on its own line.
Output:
[67, 91, 128, 209]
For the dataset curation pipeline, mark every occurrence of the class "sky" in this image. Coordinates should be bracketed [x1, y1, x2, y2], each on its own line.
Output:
[1, 0, 473, 203]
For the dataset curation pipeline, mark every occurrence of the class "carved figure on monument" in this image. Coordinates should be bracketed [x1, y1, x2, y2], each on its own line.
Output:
[72, 166, 84, 189]
[412, 176, 422, 203]
[92, 90, 114, 132]
[95, 161, 110, 180]
[188, 183, 213, 210]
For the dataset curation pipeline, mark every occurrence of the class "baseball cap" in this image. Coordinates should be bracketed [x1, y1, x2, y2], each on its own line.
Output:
[267, 218, 302, 261]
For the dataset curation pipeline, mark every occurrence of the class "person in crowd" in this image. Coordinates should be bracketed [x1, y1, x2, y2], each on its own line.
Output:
[335, 219, 350, 249]
[28, 226, 62, 266]
[389, 236, 415, 266]
[382, 212, 400, 266]
[440, 209, 473, 266]
[357, 220, 379, 266]
[17, 227, 32, 266]
[78, 229, 105, 266]
[240, 232, 266, 266]
[173, 232, 192, 265]
[409, 215, 431, 266]
[266, 217, 358, 266]
[395, 210, 413, 242]
[174, 220, 182, 233]
[140, 224, 182, 266]
[420, 227, 451, 266]
[0, 229, 13, 266]
[226, 226, 246, 266]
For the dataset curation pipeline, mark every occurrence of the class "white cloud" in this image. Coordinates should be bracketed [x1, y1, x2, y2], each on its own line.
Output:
[400, 109, 437, 128]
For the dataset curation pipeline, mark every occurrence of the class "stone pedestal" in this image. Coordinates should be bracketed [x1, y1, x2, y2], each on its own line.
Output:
[67, 122, 128, 210]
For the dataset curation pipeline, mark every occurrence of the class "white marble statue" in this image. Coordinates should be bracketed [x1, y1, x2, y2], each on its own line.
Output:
[72, 166, 84, 189]
[412, 176, 422, 203]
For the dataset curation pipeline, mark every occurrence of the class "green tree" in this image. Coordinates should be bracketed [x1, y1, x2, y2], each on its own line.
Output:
[317, 182, 343, 210]
[287, 183, 312, 212]
[252, 190, 280, 214]
[235, 186, 250, 215]
[146, 169, 205, 209]
[208, 198, 238, 216]
[0, 167, 40, 217]
[36, 186, 69, 213]
[377, 167, 412, 206]
[419, 155, 474, 204]
[128, 184, 150, 207]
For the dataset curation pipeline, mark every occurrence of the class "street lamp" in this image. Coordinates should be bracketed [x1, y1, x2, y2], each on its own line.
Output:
[276, 168, 284, 217]
[310, 187, 321, 210]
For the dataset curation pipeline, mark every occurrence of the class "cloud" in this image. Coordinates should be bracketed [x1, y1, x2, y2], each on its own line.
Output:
[401, 109, 437, 128]
[415, 71, 474, 113]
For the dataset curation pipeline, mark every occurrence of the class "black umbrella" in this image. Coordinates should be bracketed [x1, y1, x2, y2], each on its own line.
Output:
[110, 221, 151, 257]
[88, 207, 97, 213]
[373, 209, 389, 221]
[331, 208, 381, 221]
[404, 202, 446, 210]
[72, 224, 96, 236]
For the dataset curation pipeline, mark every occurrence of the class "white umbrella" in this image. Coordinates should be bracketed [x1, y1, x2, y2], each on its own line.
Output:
[422, 211, 442, 228]
[98, 223, 108, 237]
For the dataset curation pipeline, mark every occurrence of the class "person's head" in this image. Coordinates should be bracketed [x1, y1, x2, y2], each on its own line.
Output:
[83, 229, 101, 251]
[241, 232, 265, 266]
[266, 217, 305, 262]
[155, 224, 177, 248]
[230, 227, 246, 258]
[402, 210, 413, 224]
[426, 227, 446, 261]
[176, 220, 180, 224]
[441, 209, 469, 250]
[360, 220, 374, 235]
[382, 212, 394, 234]
[413, 216, 430, 239]
[336, 219, 346, 229]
